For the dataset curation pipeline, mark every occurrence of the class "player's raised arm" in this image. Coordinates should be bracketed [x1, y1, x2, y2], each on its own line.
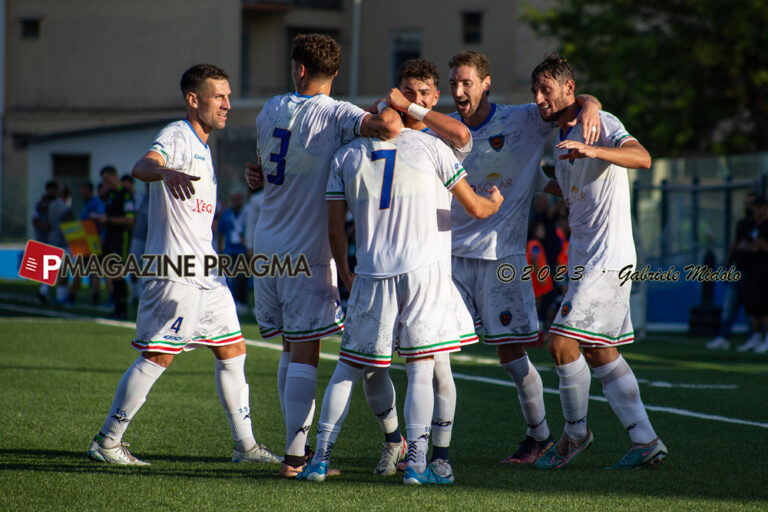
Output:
[556, 139, 652, 169]
[575, 94, 602, 145]
[450, 180, 503, 219]
[387, 87, 471, 150]
[327, 200, 354, 290]
[132, 151, 200, 200]
[358, 104, 402, 140]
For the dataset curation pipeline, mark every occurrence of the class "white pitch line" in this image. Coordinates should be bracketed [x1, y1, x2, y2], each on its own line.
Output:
[0, 301, 764, 429]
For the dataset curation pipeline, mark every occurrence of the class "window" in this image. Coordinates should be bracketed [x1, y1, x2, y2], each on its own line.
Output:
[21, 18, 41, 40]
[391, 30, 421, 87]
[462, 11, 483, 44]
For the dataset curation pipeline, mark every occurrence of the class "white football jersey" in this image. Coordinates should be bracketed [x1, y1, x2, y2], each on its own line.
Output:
[554, 110, 638, 272]
[146, 120, 221, 289]
[327, 128, 466, 278]
[450, 103, 553, 259]
[254, 93, 368, 265]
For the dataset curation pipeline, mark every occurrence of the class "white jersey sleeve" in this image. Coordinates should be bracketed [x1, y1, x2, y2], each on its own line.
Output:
[150, 125, 190, 170]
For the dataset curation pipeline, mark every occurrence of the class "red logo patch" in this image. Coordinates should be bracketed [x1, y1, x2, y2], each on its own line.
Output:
[18, 240, 64, 285]
[489, 134, 505, 152]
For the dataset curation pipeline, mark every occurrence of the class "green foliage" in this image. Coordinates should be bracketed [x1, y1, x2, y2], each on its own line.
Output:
[522, 0, 768, 157]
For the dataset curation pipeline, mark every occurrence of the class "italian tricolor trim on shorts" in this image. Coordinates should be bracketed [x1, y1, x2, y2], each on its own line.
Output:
[549, 323, 635, 346]
[483, 331, 539, 345]
[460, 332, 480, 345]
[190, 330, 244, 345]
[325, 191, 345, 200]
[283, 318, 345, 342]
[397, 339, 461, 358]
[338, 347, 392, 368]
[131, 338, 186, 354]
[258, 326, 283, 339]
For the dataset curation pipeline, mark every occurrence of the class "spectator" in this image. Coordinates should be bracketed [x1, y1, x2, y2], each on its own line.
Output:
[32, 181, 59, 303]
[708, 192, 757, 350]
[48, 185, 74, 304]
[69, 181, 106, 304]
[738, 195, 768, 353]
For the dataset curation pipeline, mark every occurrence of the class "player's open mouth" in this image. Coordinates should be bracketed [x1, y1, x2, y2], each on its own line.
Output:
[456, 99, 470, 109]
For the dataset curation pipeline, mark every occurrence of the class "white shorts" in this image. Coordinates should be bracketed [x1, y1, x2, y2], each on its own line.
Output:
[132, 279, 243, 354]
[253, 263, 344, 342]
[339, 259, 464, 367]
[549, 269, 634, 348]
[452, 254, 539, 345]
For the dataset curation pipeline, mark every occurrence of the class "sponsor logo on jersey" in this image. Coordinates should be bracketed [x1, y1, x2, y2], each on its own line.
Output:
[499, 310, 512, 326]
[561, 301, 572, 317]
[193, 154, 206, 162]
[192, 198, 214, 214]
[163, 335, 183, 341]
[489, 134, 505, 151]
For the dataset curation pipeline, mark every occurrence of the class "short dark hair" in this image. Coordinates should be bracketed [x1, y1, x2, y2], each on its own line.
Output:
[80, 181, 94, 193]
[448, 50, 491, 80]
[291, 33, 341, 77]
[531, 53, 574, 86]
[45, 180, 58, 191]
[100, 165, 117, 177]
[180, 64, 229, 96]
[397, 59, 440, 88]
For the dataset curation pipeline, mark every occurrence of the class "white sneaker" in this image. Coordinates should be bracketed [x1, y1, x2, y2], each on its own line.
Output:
[754, 337, 768, 354]
[706, 337, 730, 350]
[736, 334, 763, 352]
[87, 437, 149, 465]
[374, 435, 407, 476]
[429, 458, 455, 483]
[232, 443, 282, 464]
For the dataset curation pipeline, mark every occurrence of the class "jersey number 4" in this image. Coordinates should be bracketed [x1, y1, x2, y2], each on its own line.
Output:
[268, 128, 291, 185]
[372, 149, 396, 210]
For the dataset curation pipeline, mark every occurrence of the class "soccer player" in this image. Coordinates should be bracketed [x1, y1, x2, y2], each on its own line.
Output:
[528, 54, 667, 470]
[87, 64, 280, 466]
[358, 59, 477, 480]
[247, 33, 401, 478]
[446, 50, 602, 464]
[297, 118, 503, 485]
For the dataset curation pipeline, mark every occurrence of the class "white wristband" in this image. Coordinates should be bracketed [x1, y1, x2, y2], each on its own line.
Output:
[407, 102, 429, 121]
[377, 101, 389, 114]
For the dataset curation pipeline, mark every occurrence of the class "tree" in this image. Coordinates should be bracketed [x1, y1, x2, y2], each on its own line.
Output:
[522, 0, 768, 157]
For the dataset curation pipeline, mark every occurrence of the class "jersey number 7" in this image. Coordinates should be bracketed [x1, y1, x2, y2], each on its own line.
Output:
[268, 128, 291, 185]
[372, 149, 396, 210]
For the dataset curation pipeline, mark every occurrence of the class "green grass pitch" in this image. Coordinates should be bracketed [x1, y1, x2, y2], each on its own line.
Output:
[1, 283, 767, 511]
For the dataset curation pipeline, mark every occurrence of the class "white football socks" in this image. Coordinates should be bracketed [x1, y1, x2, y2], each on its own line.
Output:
[501, 354, 550, 441]
[556, 355, 591, 440]
[283, 362, 317, 459]
[404, 358, 435, 473]
[215, 354, 256, 453]
[592, 355, 656, 445]
[363, 367, 399, 435]
[313, 361, 363, 465]
[431, 352, 456, 448]
[100, 356, 166, 447]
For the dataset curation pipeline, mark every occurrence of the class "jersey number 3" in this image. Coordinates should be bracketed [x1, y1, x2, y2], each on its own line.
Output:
[268, 128, 291, 185]
[372, 149, 396, 210]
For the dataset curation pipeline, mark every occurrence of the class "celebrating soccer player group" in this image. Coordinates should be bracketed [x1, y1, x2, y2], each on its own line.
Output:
[87, 33, 667, 484]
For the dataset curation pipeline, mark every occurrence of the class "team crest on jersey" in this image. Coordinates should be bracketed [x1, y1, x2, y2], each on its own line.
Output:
[499, 310, 512, 326]
[561, 302, 572, 317]
[489, 134, 505, 152]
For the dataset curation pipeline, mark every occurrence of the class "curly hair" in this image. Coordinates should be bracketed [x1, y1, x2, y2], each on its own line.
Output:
[180, 64, 229, 96]
[397, 59, 440, 88]
[448, 50, 491, 80]
[291, 33, 341, 77]
[531, 54, 574, 85]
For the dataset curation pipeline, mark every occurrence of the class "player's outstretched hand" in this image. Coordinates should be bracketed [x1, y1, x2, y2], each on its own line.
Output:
[556, 140, 598, 161]
[245, 161, 264, 190]
[162, 168, 200, 200]
[386, 88, 411, 113]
